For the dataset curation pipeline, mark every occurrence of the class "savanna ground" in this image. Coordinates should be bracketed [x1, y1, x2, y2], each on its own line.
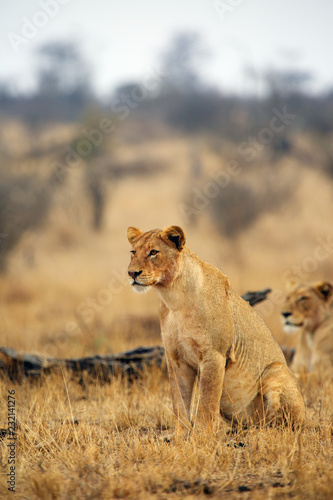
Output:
[1, 118, 333, 498]
[1, 363, 333, 499]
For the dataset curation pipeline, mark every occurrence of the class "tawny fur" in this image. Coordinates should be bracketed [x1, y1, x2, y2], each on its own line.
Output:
[128, 225, 305, 430]
[281, 281, 333, 373]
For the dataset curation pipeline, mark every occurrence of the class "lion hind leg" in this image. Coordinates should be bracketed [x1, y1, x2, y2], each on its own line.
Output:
[259, 362, 305, 430]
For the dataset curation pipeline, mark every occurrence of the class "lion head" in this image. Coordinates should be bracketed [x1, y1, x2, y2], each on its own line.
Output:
[127, 226, 186, 293]
[281, 281, 333, 334]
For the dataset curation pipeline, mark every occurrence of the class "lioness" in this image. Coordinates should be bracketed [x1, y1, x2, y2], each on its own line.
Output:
[127, 226, 305, 430]
[281, 281, 333, 373]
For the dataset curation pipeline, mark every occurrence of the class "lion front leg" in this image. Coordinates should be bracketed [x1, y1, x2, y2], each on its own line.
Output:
[166, 354, 197, 429]
[195, 352, 225, 431]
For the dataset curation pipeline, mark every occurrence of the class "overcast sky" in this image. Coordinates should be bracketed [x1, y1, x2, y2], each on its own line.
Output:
[1, 0, 332, 97]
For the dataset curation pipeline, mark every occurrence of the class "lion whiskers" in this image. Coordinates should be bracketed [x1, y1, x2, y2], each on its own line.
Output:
[282, 322, 301, 335]
[133, 284, 151, 294]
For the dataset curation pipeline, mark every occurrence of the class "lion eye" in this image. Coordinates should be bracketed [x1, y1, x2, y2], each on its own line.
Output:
[297, 296, 310, 310]
[298, 296, 309, 302]
[130, 250, 136, 256]
[149, 250, 159, 256]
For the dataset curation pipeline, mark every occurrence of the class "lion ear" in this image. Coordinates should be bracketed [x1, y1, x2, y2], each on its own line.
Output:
[314, 281, 333, 302]
[161, 226, 186, 252]
[127, 227, 142, 244]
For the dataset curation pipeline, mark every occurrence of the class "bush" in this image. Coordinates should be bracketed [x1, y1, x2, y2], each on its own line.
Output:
[0, 173, 52, 271]
[209, 170, 294, 239]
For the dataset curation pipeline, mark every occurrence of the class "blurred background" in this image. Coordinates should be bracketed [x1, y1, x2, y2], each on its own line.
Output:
[1, 0, 333, 357]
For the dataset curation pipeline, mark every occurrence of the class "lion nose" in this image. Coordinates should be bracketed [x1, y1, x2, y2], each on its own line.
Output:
[128, 270, 142, 279]
[282, 311, 292, 318]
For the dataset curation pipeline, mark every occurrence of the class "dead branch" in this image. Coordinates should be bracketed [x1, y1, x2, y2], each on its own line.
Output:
[0, 346, 165, 381]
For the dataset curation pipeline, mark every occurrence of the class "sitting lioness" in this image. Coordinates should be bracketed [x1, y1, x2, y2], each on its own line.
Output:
[127, 226, 305, 430]
[281, 281, 333, 373]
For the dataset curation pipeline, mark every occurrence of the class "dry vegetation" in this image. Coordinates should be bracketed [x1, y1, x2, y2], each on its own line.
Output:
[1, 120, 333, 498]
[1, 358, 333, 499]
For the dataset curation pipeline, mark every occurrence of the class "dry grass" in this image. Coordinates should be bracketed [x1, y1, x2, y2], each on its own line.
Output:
[1, 121, 333, 498]
[1, 361, 333, 499]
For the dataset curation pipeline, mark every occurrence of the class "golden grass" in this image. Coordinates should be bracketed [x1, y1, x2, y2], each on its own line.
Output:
[1, 362, 333, 499]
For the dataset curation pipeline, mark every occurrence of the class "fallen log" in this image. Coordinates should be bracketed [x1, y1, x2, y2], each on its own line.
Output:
[241, 288, 271, 307]
[0, 345, 165, 381]
[0, 288, 271, 381]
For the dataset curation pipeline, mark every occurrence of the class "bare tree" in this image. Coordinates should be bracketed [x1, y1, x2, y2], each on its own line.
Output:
[36, 41, 91, 99]
[159, 32, 209, 95]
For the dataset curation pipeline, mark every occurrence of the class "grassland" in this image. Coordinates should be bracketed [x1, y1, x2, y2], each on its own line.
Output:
[0, 120, 333, 498]
[1, 357, 333, 499]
